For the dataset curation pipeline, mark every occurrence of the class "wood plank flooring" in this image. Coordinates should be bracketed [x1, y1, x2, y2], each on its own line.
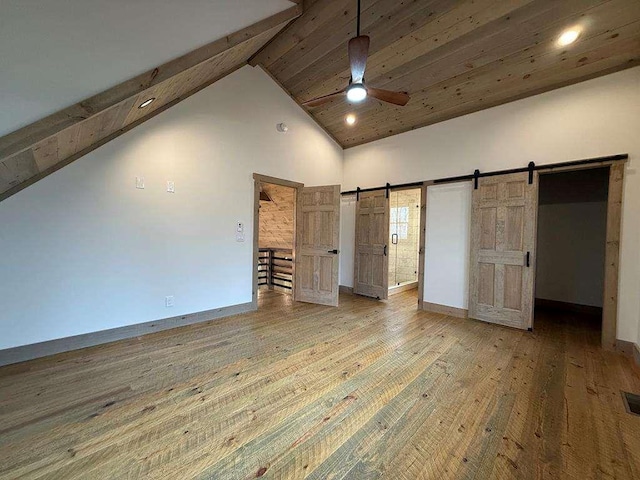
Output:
[0, 291, 639, 479]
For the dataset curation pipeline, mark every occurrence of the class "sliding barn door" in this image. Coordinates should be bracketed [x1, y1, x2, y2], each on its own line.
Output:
[469, 172, 538, 329]
[354, 190, 389, 299]
[295, 185, 341, 306]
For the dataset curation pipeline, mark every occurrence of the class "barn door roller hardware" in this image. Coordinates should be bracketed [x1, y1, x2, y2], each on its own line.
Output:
[342, 181, 425, 196]
[432, 154, 628, 187]
[528, 161, 535, 184]
[385, 183, 391, 198]
[340, 154, 627, 196]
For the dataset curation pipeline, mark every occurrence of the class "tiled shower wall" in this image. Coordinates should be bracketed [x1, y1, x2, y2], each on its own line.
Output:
[389, 189, 421, 287]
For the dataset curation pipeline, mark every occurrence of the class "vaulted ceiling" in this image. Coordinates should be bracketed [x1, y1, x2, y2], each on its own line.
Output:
[252, 0, 640, 148]
[1, 0, 639, 202]
[0, 1, 300, 201]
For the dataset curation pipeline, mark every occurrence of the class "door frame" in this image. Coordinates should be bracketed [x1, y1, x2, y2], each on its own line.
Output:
[252, 173, 304, 310]
[534, 160, 625, 350]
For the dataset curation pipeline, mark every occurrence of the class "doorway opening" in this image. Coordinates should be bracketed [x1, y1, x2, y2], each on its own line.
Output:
[257, 182, 296, 299]
[388, 188, 421, 297]
[534, 167, 610, 336]
[252, 174, 303, 310]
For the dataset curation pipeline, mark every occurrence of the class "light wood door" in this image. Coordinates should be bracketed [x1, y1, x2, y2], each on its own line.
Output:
[294, 185, 341, 306]
[469, 172, 538, 329]
[354, 190, 389, 299]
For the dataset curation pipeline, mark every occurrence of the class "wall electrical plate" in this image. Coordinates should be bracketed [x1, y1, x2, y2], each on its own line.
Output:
[136, 177, 145, 189]
[167, 181, 175, 193]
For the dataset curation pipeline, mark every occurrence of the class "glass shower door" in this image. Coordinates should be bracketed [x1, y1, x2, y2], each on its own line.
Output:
[389, 189, 420, 288]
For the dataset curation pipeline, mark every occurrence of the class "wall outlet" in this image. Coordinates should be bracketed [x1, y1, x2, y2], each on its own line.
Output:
[136, 177, 145, 189]
[167, 181, 175, 193]
[165, 295, 174, 307]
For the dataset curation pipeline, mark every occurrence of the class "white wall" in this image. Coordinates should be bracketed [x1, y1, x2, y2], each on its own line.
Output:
[339, 196, 356, 288]
[423, 183, 472, 309]
[341, 67, 640, 343]
[0, 0, 292, 136]
[0, 66, 342, 350]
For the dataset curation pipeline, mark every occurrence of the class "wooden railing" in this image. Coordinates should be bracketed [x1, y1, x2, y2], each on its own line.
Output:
[258, 248, 293, 293]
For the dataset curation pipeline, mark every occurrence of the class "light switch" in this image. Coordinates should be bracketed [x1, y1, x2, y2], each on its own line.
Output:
[136, 177, 145, 189]
[167, 181, 175, 193]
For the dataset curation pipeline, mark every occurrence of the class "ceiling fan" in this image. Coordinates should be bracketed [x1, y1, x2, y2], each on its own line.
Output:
[302, 0, 410, 108]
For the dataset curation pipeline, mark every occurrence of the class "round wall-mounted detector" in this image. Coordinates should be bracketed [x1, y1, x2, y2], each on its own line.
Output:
[276, 123, 289, 133]
[138, 98, 156, 109]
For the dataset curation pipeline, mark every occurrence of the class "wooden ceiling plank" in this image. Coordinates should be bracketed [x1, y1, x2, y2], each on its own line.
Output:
[267, 0, 411, 85]
[326, 30, 639, 136]
[364, 0, 615, 94]
[0, 6, 301, 163]
[343, 54, 640, 147]
[350, 0, 538, 85]
[284, 0, 462, 99]
[257, 0, 639, 147]
[337, 37, 640, 145]
[317, 8, 639, 125]
[250, 0, 352, 68]
[289, 0, 531, 101]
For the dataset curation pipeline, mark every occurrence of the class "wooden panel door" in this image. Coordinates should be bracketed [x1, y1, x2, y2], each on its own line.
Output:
[354, 190, 389, 299]
[469, 172, 538, 329]
[294, 185, 341, 306]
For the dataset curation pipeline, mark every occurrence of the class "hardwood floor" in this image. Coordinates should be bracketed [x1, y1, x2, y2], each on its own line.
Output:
[0, 291, 638, 479]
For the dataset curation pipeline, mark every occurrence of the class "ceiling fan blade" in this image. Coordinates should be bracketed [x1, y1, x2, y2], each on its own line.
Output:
[368, 87, 410, 106]
[302, 90, 346, 107]
[349, 35, 370, 84]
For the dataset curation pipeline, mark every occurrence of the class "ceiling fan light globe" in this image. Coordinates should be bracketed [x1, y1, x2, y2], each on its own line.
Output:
[346, 84, 367, 103]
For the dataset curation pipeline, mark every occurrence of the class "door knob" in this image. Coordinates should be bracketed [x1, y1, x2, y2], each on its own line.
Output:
[327, 249, 339, 254]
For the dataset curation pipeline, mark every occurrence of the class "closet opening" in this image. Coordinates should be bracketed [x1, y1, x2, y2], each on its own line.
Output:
[534, 167, 610, 335]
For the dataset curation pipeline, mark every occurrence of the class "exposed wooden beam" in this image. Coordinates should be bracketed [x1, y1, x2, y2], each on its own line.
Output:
[0, 5, 302, 200]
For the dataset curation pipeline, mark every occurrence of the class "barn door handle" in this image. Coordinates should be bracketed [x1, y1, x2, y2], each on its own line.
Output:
[526, 251, 531, 267]
[327, 249, 339, 254]
[391, 233, 398, 245]
[384, 245, 387, 256]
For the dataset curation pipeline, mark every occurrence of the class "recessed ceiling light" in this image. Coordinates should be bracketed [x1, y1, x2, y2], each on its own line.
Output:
[346, 83, 367, 103]
[138, 98, 156, 109]
[345, 114, 357, 125]
[557, 28, 581, 46]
